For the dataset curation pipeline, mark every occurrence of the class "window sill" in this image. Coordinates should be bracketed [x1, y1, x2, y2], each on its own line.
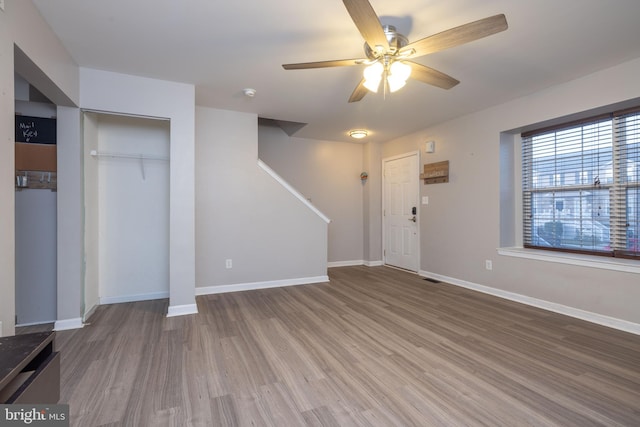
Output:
[498, 247, 640, 274]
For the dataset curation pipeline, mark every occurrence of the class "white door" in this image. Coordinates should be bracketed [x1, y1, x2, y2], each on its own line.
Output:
[383, 153, 419, 272]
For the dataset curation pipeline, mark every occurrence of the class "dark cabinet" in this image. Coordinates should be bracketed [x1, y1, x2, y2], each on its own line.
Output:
[0, 332, 60, 404]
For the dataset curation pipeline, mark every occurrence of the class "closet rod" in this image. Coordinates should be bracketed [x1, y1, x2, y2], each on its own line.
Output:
[90, 150, 169, 161]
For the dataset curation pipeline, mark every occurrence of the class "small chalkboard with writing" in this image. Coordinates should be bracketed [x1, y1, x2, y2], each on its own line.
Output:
[15, 115, 57, 144]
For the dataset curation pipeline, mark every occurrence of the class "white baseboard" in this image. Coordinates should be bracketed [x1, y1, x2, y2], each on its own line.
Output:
[166, 303, 199, 317]
[196, 275, 329, 296]
[327, 260, 384, 268]
[100, 291, 169, 305]
[419, 270, 640, 336]
[328, 260, 364, 268]
[364, 260, 384, 267]
[54, 317, 84, 331]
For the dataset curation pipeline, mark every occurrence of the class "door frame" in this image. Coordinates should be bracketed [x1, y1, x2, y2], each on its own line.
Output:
[381, 151, 421, 272]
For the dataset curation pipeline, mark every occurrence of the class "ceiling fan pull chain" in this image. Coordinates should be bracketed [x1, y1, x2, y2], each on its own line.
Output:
[383, 71, 388, 100]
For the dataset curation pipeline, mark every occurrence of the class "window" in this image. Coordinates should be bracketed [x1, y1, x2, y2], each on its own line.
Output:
[522, 107, 640, 259]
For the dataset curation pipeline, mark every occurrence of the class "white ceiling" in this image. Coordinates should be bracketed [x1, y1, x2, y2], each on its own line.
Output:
[32, 0, 640, 143]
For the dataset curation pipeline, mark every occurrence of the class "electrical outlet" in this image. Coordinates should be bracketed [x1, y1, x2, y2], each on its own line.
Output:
[225, 259, 232, 269]
[485, 260, 493, 270]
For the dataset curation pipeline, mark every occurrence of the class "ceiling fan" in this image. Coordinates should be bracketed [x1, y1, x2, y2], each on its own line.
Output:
[282, 0, 508, 102]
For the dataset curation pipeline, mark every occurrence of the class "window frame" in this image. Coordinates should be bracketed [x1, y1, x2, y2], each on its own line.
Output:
[521, 108, 640, 260]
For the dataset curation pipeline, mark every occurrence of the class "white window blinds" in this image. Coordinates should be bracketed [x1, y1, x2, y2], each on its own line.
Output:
[522, 108, 640, 258]
[612, 108, 640, 257]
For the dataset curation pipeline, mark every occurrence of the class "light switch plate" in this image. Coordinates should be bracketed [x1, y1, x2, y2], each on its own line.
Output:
[422, 196, 429, 205]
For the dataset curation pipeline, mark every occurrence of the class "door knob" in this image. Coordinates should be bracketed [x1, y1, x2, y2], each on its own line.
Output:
[408, 216, 416, 222]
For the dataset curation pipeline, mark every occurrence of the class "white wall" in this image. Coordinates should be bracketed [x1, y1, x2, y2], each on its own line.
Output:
[196, 107, 329, 288]
[9, 1, 79, 107]
[258, 124, 363, 264]
[0, 0, 79, 336]
[83, 113, 99, 319]
[381, 57, 640, 328]
[79, 68, 196, 315]
[14, 74, 29, 101]
[56, 105, 83, 329]
[95, 114, 170, 303]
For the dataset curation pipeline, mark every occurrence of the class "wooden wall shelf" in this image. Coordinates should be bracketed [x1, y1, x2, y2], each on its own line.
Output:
[420, 160, 449, 184]
[15, 171, 57, 191]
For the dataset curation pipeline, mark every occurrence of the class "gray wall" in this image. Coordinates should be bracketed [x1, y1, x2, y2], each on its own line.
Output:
[0, 8, 16, 336]
[258, 123, 364, 264]
[56, 105, 83, 327]
[362, 141, 383, 265]
[14, 99, 57, 325]
[382, 57, 640, 326]
[196, 107, 329, 288]
[15, 189, 57, 324]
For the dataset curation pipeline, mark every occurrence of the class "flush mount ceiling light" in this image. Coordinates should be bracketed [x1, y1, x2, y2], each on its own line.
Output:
[243, 88, 257, 97]
[349, 129, 368, 139]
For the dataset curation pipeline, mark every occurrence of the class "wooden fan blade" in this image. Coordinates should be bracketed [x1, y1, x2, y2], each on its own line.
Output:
[348, 79, 368, 103]
[408, 61, 459, 89]
[282, 59, 366, 70]
[343, 0, 389, 52]
[401, 14, 508, 58]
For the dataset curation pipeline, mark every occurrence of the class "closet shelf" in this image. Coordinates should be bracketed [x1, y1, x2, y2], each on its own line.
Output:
[89, 150, 169, 162]
[90, 150, 168, 180]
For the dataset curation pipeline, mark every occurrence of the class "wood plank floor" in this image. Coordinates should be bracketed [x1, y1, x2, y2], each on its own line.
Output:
[49, 266, 640, 426]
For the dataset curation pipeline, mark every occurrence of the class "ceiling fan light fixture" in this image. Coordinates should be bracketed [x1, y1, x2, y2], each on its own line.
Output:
[387, 61, 411, 93]
[349, 129, 368, 139]
[390, 61, 411, 81]
[363, 77, 381, 93]
[387, 77, 406, 93]
[363, 62, 383, 93]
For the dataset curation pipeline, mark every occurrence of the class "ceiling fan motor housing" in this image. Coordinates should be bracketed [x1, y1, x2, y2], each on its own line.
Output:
[364, 25, 408, 59]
